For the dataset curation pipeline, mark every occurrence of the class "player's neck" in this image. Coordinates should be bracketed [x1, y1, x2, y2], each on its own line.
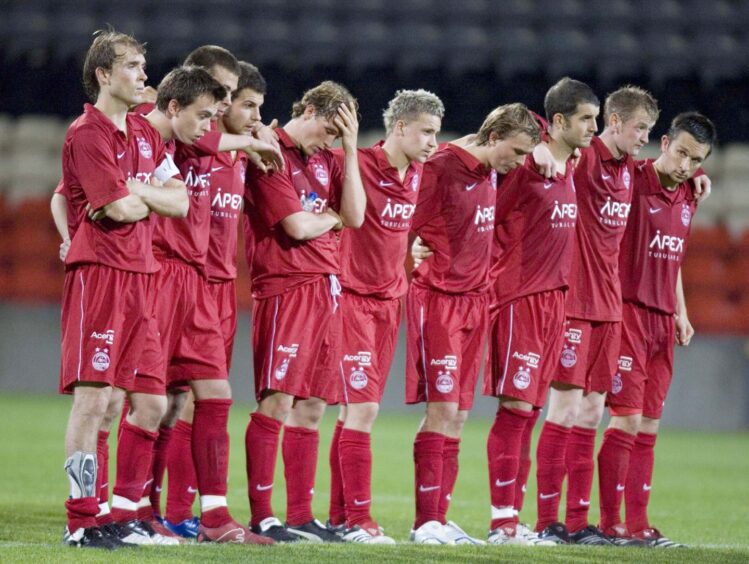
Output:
[283, 118, 305, 153]
[652, 158, 679, 191]
[381, 137, 411, 179]
[599, 129, 623, 160]
[94, 93, 130, 133]
[143, 109, 174, 141]
[546, 134, 574, 171]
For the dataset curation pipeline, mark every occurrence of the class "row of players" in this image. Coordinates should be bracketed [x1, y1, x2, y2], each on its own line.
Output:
[54, 29, 714, 549]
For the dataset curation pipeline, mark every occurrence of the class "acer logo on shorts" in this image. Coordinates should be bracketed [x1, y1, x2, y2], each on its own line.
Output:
[551, 201, 577, 220]
[618, 356, 633, 372]
[212, 188, 242, 210]
[380, 199, 415, 220]
[511, 351, 540, 369]
[343, 351, 372, 366]
[599, 197, 631, 219]
[430, 355, 458, 371]
[276, 343, 299, 356]
[649, 230, 684, 253]
[90, 329, 114, 345]
[565, 327, 583, 345]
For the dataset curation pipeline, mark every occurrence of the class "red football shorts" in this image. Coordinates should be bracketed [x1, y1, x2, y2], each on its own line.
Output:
[135, 260, 227, 394]
[206, 279, 238, 373]
[252, 275, 341, 403]
[338, 292, 401, 405]
[553, 318, 621, 393]
[59, 265, 150, 394]
[607, 302, 675, 420]
[405, 284, 488, 411]
[483, 289, 565, 408]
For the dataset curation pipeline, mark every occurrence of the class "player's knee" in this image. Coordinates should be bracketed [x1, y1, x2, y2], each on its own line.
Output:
[291, 398, 326, 428]
[258, 393, 293, 422]
[192, 379, 232, 400]
[609, 414, 641, 435]
[72, 385, 111, 421]
[161, 391, 188, 427]
[639, 417, 660, 435]
[345, 402, 379, 431]
[576, 401, 605, 428]
[129, 394, 168, 432]
[100, 388, 125, 429]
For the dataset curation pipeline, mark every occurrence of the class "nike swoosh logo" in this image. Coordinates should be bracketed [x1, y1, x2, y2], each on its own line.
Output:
[353, 499, 370, 506]
[543, 181, 553, 189]
[155, 486, 162, 493]
[256, 483, 273, 491]
[539, 492, 559, 500]
[579, 499, 590, 506]
[292, 170, 302, 176]
[117, 151, 126, 159]
[465, 182, 478, 191]
[649, 207, 662, 214]
[419, 485, 440, 492]
[211, 166, 224, 172]
[643, 484, 652, 491]
[100, 482, 108, 489]
[379, 180, 394, 187]
[495, 478, 516, 487]
[602, 173, 611, 180]
[187, 486, 198, 493]
[616, 484, 625, 492]
[143, 478, 154, 488]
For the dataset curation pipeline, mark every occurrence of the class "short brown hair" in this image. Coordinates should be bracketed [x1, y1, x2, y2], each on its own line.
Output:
[155, 66, 227, 112]
[544, 77, 599, 123]
[604, 85, 659, 124]
[183, 45, 240, 77]
[82, 28, 145, 102]
[291, 81, 358, 121]
[476, 103, 541, 145]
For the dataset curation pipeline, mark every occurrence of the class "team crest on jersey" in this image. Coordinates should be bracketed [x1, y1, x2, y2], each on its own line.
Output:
[350, 368, 368, 390]
[560, 346, 577, 368]
[612, 373, 623, 395]
[137, 137, 153, 159]
[681, 204, 691, 227]
[623, 168, 631, 189]
[274, 358, 290, 381]
[435, 371, 454, 393]
[313, 163, 329, 186]
[411, 172, 419, 191]
[513, 368, 531, 390]
[92, 348, 110, 372]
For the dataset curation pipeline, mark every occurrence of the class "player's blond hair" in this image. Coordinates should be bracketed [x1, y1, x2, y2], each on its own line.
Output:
[83, 28, 145, 102]
[604, 85, 660, 124]
[382, 89, 445, 135]
[291, 81, 358, 121]
[476, 103, 541, 145]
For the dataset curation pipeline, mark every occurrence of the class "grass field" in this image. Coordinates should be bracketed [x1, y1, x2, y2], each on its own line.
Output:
[1, 392, 747, 563]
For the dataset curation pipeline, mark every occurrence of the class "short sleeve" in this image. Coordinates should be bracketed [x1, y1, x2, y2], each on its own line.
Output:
[69, 126, 129, 210]
[411, 156, 445, 234]
[248, 163, 302, 228]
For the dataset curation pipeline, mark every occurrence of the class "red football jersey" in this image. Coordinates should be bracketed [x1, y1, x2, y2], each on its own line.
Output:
[63, 104, 169, 274]
[566, 136, 636, 322]
[151, 132, 221, 269]
[619, 160, 697, 315]
[206, 151, 247, 281]
[490, 153, 577, 307]
[410, 144, 496, 296]
[338, 142, 421, 299]
[245, 128, 343, 299]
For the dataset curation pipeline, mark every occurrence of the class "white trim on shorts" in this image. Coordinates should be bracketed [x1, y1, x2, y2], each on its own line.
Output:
[76, 271, 86, 382]
[419, 304, 428, 402]
[266, 296, 280, 391]
[498, 303, 513, 396]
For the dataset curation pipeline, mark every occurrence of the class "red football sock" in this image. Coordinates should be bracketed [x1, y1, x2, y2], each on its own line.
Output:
[535, 421, 571, 532]
[565, 426, 597, 532]
[246, 412, 282, 527]
[625, 432, 657, 533]
[488, 407, 533, 530]
[117, 398, 130, 440]
[95, 430, 113, 526]
[147, 425, 172, 518]
[339, 427, 373, 526]
[192, 399, 232, 526]
[66, 497, 100, 532]
[515, 409, 540, 515]
[165, 419, 197, 524]
[283, 425, 319, 526]
[597, 428, 635, 531]
[413, 431, 446, 529]
[111, 420, 157, 523]
[328, 420, 345, 526]
[437, 437, 460, 524]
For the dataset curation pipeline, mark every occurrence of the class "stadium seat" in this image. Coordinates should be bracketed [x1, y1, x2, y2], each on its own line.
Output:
[488, 0, 537, 27]
[592, 30, 642, 87]
[293, 18, 344, 68]
[97, 8, 146, 38]
[535, 0, 585, 27]
[50, 9, 98, 62]
[493, 26, 542, 80]
[438, 0, 490, 26]
[643, 31, 693, 87]
[392, 23, 443, 75]
[344, 20, 392, 71]
[444, 25, 491, 76]
[682, 252, 732, 291]
[387, 0, 438, 24]
[143, 9, 196, 63]
[585, 0, 636, 27]
[14, 115, 63, 155]
[245, 18, 293, 66]
[688, 225, 731, 254]
[5, 6, 50, 61]
[693, 32, 744, 87]
[541, 27, 593, 80]
[683, 0, 736, 32]
[341, 0, 387, 20]
[637, 0, 683, 29]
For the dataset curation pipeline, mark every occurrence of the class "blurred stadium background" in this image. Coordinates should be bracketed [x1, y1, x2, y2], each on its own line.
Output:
[0, 0, 748, 430]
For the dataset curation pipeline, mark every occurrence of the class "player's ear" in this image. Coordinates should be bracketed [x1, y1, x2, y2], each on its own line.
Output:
[303, 104, 316, 119]
[167, 99, 181, 117]
[609, 112, 621, 134]
[95, 66, 111, 89]
[552, 112, 565, 130]
[660, 134, 670, 152]
[488, 130, 499, 146]
[396, 119, 406, 136]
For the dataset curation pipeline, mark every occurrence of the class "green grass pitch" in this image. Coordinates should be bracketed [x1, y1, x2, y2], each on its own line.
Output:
[1, 392, 747, 562]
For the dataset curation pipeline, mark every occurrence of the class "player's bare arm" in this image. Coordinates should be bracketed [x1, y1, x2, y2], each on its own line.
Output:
[100, 190, 151, 223]
[336, 102, 366, 228]
[50, 192, 71, 261]
[674, 267, 694, 346]
[127, 177, 189, 218]
[280, 210, 340, 241]
[692, 173, 712, 202]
